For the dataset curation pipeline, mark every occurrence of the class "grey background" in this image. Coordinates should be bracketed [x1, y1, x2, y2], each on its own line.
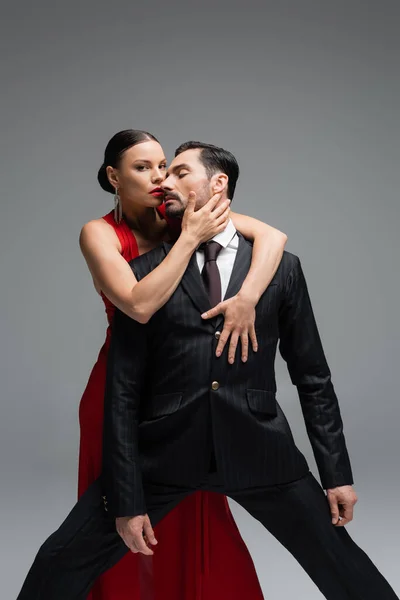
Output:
[1, 1, 399, 598]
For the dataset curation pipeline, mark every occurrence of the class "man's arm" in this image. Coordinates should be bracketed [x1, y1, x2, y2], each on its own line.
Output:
[102, 304, 148, 518]
[278, 255, 354, 490]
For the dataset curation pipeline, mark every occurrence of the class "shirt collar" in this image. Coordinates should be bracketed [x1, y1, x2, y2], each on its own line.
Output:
[203, 218, 237, 250]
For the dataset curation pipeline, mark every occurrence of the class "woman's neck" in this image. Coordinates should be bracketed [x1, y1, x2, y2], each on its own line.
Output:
[122, 201, 165, 241]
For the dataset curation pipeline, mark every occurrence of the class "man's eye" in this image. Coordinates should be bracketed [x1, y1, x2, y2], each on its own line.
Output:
[178, 173, 188, 179]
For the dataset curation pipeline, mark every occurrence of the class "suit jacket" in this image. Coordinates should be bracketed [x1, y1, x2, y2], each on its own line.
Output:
[102, 234, 353, 518]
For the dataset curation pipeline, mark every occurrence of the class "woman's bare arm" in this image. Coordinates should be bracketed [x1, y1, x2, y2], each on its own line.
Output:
[79, 194, 230, 324]
[231, 211, 287, 303]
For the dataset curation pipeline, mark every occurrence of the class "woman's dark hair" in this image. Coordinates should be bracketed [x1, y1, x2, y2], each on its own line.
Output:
[174, 141, 239, 199]
[97, 129, 159, 194]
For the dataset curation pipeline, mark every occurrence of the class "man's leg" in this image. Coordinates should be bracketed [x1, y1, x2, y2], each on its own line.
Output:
[228, 472, 398, 600]
[17, 478, 193, 600]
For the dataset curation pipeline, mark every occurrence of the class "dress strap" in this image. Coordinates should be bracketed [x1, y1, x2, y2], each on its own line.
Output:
[102, 210, 139, 262]
[102, 204, 181, 260]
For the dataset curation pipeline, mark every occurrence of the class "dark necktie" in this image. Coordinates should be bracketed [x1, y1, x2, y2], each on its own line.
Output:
[200, 241, 223, 306]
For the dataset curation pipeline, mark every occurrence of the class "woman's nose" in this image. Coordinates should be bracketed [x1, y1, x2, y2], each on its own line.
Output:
[152, 170, 164, 183]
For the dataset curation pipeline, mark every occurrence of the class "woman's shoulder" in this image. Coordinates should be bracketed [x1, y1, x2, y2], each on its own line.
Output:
[79, 215, 121, 253]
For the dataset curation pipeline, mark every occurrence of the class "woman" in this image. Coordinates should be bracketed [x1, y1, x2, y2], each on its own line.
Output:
[78, 129, 287, 600]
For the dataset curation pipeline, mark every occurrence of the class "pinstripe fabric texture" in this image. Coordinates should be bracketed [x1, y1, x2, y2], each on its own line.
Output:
[102, 234, 353, 518]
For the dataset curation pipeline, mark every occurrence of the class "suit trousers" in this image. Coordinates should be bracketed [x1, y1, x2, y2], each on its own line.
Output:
[17, 471, 398, 600]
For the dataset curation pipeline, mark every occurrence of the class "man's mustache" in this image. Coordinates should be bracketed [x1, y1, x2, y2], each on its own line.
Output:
[164, 192, 182, 202]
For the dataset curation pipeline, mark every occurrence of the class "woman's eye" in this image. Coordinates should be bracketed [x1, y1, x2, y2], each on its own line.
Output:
[178, 173, 188, 179]
[136, 165, 147, 171]
[160, 164, 167, 170]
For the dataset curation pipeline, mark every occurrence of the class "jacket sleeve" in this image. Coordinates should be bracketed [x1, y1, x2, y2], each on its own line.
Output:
[102, 304, 149, 518]
[278, 256, 354, 489]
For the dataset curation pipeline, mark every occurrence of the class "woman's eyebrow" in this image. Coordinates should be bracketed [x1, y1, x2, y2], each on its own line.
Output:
[133, 159, 168, 166]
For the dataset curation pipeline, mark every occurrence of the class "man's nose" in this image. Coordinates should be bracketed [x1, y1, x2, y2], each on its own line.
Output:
[161, 177, 173, 191]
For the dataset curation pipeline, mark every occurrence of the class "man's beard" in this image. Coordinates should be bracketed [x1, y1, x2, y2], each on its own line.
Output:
[164, 194, 186, 219]
[165, 183, 210, 218]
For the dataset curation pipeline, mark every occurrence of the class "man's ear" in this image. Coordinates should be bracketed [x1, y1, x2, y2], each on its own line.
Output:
[211, 173, 228, 194]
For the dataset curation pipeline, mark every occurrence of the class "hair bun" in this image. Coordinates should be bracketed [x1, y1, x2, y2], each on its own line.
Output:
[97, 163, 114, 194]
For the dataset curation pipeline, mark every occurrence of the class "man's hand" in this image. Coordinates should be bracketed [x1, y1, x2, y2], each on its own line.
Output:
[201, 291, 258, 364]
[181, 191, 230, 246]
[326, 485, 358, 527]
[116, 514, 158, 555]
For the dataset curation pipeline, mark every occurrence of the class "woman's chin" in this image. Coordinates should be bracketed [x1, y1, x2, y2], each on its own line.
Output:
[146, 195, 165, 207]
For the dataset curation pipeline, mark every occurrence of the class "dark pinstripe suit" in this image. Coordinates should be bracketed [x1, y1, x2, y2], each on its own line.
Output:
[18, 233, 399, 599]
[103, 233, 353, 518]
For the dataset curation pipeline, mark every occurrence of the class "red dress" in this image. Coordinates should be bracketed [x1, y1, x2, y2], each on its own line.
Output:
[78, 208, 264, 600]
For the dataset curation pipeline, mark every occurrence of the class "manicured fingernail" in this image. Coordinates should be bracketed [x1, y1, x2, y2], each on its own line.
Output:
[216, 351, 221, 357]
[242, 357, 247, 363]
[202, 312, 208, 318]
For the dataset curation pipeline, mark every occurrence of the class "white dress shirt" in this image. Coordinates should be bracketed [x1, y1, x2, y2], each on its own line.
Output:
[195, 219, 239, 301]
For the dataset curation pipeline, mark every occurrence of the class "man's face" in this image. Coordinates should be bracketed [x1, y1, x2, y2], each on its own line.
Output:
[161, 149, 212, 218]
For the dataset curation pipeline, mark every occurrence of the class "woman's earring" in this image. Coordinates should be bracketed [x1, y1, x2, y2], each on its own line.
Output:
[114, 188, 122, 224]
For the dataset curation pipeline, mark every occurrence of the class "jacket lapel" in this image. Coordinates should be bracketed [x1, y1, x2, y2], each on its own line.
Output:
[163, 234, 252, 331]
[223, 233, 252, 301]
[162, 242, 212, 317]
[214, 233, 252, 330]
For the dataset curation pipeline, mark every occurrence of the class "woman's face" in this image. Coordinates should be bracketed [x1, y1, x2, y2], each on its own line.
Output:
[107, 140, 167, 208]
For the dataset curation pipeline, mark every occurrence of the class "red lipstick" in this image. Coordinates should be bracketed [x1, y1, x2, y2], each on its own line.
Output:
[150, 187, 165, 197]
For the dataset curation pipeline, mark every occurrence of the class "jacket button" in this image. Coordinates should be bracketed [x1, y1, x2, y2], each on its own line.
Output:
[215, 331, 221, 340]
[211, 381, 220, 391]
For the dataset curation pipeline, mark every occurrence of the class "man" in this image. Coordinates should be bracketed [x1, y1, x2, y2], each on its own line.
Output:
[18, 142, 398, 599]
